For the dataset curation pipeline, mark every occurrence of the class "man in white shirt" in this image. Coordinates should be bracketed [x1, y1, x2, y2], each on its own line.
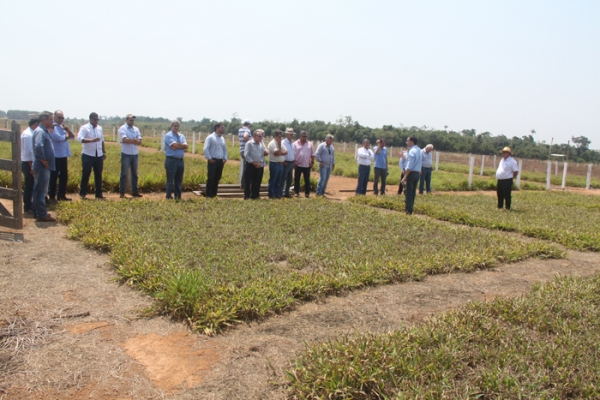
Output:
[21, 118, 39, 214]
[282, 128, 296, 198]
[77, 112, 106, 199]
[355, 138, 374, 195]
[267, 129, 288, 199]
[119, 114, 143, 198]
[496, 146, 519, 210]
[203, 122, 228, 198]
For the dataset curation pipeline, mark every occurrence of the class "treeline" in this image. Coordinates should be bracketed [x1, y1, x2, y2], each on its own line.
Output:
[3, 111, 597, 163]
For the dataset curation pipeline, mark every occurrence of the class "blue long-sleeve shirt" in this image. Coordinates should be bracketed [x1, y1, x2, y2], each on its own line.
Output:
[203, 132, 228, 160]
[50, 123, 72, 158]
[405, 145, 422, 172]
[315, 142, 335, 168]
[33, 126, 55, 171]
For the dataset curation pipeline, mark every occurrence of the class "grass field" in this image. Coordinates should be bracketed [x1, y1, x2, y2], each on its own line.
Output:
[57, 198, 561, 333]
[350, 192, 600, 251]
[289, 272, 600, 399]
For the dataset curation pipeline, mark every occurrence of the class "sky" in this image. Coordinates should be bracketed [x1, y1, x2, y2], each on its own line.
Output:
[2, 0, 599, 146]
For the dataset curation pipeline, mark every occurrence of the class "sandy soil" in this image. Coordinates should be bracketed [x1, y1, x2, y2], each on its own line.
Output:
[1, 213, 600, 399]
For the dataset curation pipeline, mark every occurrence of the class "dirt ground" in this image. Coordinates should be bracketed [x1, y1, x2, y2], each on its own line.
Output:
[1, 171, 600, 399]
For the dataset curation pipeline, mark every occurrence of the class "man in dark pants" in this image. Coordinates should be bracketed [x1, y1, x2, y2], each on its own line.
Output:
[21, 118, 39, 214]
[293, 131, 315, 197]
[48, 110, 75, 202]
[419, 144, 434, 194]
[401, 136, 422, 215]
[244, 129, 268, 199]
[282, 128, 296, 197]
[203, 122, 228, 198]
[496, 146, 518, 210]
[77, 112, 106, 199]
[164, 120, 188, 199]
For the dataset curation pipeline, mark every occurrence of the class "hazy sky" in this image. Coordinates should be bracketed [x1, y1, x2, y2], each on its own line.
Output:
[2, 0, 598, 145]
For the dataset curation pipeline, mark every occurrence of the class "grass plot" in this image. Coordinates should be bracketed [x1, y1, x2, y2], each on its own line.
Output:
[57, 198, 562, 333]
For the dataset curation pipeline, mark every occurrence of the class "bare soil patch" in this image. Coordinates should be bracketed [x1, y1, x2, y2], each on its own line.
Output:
[1, 210, 599, 399]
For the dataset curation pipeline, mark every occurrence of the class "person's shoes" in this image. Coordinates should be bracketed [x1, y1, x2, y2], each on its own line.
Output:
[47, 198, 57, 205]
[57, 196, 72, 201]
[120, 193, 125, 198]
[80, 195, 87, 200]
[283, 194, 292, 198]
[131, 193, 143, 198]
[37, 215, 57, 222]
[294, 193, 300, 197]
[95, 196, 106, 200]
[305, 194, 310, 198]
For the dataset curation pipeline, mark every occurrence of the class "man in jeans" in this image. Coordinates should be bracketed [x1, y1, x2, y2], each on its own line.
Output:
[373, 138, 388, 195]
[419, 144, 434, 194]
[203, 122, 228, 198]
[21, 118, 39, 214]
[282, 128, 296, 198]
[293, 131, 315, 197]
[315, 134, 335, 196]
[267, 130, 287, 199]
[401, 136, 422, 214]
[32, 112, 56, 222]
[119, 114, 143, 198]
[48, 110, 75, 202]
[77, 112, 106, 199]
[164, 120, 188, 199]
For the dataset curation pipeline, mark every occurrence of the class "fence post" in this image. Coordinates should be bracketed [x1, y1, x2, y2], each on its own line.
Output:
[192, 132, 196, 154]
[546, 161, 552, 190]
[480, 155, 485, 175]
[586, 164, 592, 190]
[343, 142, 347, 153]
[561, 162, 568, 189]
[468, 155, 475, 189]
[153, 129, 156, 138]
[516, 160, 523, 189]
[112, 126, 116, 142]
[354, 143, 358, 158]
[493, 154, 497, 168]
[435, 151, 440, 171]
[388, 146, 392, 158]
[555, 160, 558, 175]
[160, 131, 166, 152]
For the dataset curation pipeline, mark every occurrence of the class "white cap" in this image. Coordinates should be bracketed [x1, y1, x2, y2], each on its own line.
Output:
[243, 119, 251, 124]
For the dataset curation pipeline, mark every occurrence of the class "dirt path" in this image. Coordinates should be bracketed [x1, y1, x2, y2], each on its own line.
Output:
[2, 217, 600, 399]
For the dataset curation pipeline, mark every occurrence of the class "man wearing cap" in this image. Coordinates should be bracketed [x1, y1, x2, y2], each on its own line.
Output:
[204, 122, 228, 198]
[401, 136, 422, 214]
[282, 128, 296, 198]
[496, 147, 518, 210]
[238, 120, 251, 187]
[293, 131, 315, 197]
[315, 134, 335, 196]
[119, 114, 143, 198]
[77, 112, 106, 200]
[244, 129, 268, 199]
[32, 112, 56, 222]
[355, 138, 374, 195]
[267, 129, 287, 199]
[48, 110, 75, 202]
[419, 144, 434, 194]
[21, 118, 39, 214]
[164, 120, 188, 200]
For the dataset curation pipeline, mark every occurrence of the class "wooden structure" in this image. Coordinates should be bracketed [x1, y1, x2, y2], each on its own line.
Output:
[0, 120, 23, 229]
[194, 183, 268, 198]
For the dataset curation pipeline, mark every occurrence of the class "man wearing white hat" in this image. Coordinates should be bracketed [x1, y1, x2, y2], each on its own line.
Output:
[496, 146, 518, 210]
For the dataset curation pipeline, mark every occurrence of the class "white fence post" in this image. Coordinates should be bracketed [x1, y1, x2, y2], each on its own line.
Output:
[516, 160, 523, 189]
[343, 142, 347, 153]
[160, 130, 166, 152]
[493, 154, 497, 168]
[468, 155, 475, 189]
[153, 129, 156, 138]
[388, 146, 392, 158]
[112, 127, 116, 142]
[354, 143, 358, 158]
[546, 161, 552, 190]
[561, 162, 568, 189]
[586, 164, 592, 190]
[435, 151, 440, 171]
[231, 133, 234, 147]
[555, 160, 558, 176]
[480, 155, 485, 175]
[192, 132, 196, 154]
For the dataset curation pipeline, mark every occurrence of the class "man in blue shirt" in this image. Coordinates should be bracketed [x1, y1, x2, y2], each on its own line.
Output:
[315, 134, 335, 196]
[401, 136, 422, 215]
[32, 112, 56, 222]
[372, 138, 388, 195]
[119, 114, 143, 198]
[164, 120, 188, 199]
[48, 110, 75, 202]
[203, 122, 228, 198]
[419, 144, 434, 194]
[397, 149, 407, 195]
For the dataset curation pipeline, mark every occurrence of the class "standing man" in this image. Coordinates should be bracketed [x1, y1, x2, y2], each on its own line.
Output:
[238, 119, 251, 188]
[372, 138, 388, 195]
[32, 112, 56, 222]
[401, 136, 422, 214]
[77, 112, 106, 200]
[267, 130, 287, 199]
[48, 110, 75, 202]
[119, 114, 143, 198]
[496, 146, 518, 210]
[164, 120, 188, 200]
[397, 149, 407, 195]
[282, 128, 296, 198]
[203, 122, 228, 198]
[293, 131, 315, 198]
[419, 144, 434, 194]
[21, 118, 39, 214]
[355, 138, 374, 195]
[244, 129, 268, 199]
[315, 134, 335, 196]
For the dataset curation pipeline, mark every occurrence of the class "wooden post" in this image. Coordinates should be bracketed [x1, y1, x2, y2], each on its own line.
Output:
[480, 155, 485, 175]
[468, 155, 475, 189]
[586, 164, 592, 190]
[546, 161, 552, 190]
[561, 162, 568, 189]
[516, 160, 523, 189]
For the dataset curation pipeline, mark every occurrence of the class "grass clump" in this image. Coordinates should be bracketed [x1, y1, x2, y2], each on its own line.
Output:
[350, 191, 600, 251]
[57, 198, 562, 333]
[289, 273, 600, 399]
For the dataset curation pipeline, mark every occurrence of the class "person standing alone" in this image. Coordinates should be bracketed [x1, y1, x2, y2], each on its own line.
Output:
[119, 114, 143, 198]
[203, 122, 228, 198]
[496, 147, 518, 210]
[77, 112, 106, 200]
